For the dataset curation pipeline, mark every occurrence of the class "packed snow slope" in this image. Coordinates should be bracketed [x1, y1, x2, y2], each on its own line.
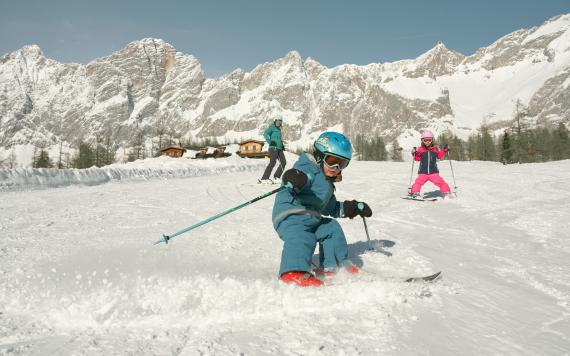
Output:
[1, 156, 569, 355]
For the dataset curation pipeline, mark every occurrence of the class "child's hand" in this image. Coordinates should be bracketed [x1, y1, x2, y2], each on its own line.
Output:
[282, 168, 307, 192]
[343, 200, 372, 219]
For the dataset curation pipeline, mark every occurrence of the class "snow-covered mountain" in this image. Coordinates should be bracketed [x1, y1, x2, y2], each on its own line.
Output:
[1, 14, 569, 154]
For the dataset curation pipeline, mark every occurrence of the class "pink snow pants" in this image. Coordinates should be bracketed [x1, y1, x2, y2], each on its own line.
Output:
[411, 173, 451, 194]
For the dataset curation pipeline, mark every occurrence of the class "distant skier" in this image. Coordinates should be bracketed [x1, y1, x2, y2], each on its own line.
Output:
[259, 115, 286, 184]
[407, 130, 452, 199]
[273, 132, 372, 287]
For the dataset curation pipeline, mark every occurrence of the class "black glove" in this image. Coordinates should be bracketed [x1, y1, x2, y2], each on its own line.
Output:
[282, 169, 307, 192]
[443, 144, 450, 152]
[270, 141, 277, 146]
[343, 200, 372, 219]
[412, 147, 417, 156]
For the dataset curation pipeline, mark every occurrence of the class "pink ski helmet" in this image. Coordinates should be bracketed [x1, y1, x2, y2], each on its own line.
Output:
[421, 130, 434, 139]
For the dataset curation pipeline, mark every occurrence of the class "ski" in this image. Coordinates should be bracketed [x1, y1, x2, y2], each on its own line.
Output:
[401, 196, 439, 202]
[405, 271, 442, 283]
[311, 269, 442, 284]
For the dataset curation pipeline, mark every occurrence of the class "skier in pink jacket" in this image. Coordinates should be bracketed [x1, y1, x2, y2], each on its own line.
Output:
[408, 130, 452, 199]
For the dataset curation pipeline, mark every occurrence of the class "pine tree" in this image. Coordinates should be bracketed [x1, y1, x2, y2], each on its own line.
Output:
[73, 141, 95, 169]
[92, 135, 116, 167]
[532, 127, 551, 162]
[512, 99, 529, 163]
[499, 131, 513, 164]
[452, 135, 467, 161]
[352, 135, 387, 161]
[33, 149, 53, 168]
[551, 123, 570, 160]
[390, 139, 403, 161]
[466, 135, 478, 161]
[437, 132, 466, 161]
[375, 137, 387, 161]
[0, 149, 17, 168]
[57, 141, 65, 169]
[354, 135, 362, 160]
[128, 130, 146, 162]
[477, 125, 497, 161]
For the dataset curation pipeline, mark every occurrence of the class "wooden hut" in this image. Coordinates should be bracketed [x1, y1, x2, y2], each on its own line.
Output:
[213, 146, 231, 158]
[161, 146, 186, 158]
[195, 147, 209, 159]
[237, 140, 268, 158]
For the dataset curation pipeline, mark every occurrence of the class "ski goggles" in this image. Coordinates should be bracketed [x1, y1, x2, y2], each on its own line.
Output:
[323, 154, 350, 170]
[422, 138, 433, 142]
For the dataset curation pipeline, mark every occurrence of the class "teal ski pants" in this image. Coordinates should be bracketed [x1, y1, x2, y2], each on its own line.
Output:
[276, 214, 348, 276]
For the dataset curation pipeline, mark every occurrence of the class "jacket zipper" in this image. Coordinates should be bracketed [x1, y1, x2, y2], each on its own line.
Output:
[427, 149, 431, 174]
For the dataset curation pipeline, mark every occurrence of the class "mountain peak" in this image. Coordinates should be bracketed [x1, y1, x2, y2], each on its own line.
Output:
[12, 44, 44, 59]
[125, 38, 175, 51]
[420, 41, 462, 59]
[409, 41, 465, 78]
[285, 50, 302, 58]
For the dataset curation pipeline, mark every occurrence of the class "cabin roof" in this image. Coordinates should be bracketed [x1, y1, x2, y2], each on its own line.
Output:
[239, 140, 265, 145]
[160, 146, 186, 152]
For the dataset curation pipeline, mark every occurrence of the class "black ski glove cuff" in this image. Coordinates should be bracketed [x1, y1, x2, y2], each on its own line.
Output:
[343, 200, 372, 219]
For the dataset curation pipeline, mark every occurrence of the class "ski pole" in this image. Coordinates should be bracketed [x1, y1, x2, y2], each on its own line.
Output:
[358, 202, 373, 251]
[408, 147, 417, 193]
[447, 150, 458, 194]
[155, 186, 284, 245]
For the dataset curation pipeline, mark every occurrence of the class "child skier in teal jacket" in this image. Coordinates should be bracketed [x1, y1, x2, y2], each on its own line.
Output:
[273, 132, 372, 287]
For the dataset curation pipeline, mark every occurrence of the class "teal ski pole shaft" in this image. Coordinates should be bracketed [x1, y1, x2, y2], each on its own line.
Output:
[155, 186, 284, 245]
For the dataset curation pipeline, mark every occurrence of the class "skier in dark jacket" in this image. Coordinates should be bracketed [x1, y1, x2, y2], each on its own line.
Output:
[260, 115, 286, 183]
[274, 132, 372, 287]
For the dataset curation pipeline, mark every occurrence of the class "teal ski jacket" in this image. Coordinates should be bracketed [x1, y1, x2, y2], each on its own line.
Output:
[272, 153, 343, 228]
[263, 123, 284, 150]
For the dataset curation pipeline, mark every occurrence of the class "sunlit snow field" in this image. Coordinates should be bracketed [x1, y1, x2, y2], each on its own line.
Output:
[1, 154, 569, 355]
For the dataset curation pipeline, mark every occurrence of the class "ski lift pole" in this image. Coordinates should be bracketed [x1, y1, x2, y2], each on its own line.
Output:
[155, 186, 284, 245]
[358, 202, 373, 251]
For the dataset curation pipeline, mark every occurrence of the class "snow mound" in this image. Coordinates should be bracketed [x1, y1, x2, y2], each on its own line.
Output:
[0, 154, 267, 192]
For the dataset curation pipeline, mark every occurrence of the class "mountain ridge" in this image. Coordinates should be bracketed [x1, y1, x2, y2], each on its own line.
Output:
[1, 14, 569, 159]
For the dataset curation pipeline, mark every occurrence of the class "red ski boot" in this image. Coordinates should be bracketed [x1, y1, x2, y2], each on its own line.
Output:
[345, 265, 359, 274]
[280, 271, 324, 287]
[312, 266, 336, 278]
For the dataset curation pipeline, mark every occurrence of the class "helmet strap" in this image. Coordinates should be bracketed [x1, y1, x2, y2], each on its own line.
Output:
[313, 148, 324, 163]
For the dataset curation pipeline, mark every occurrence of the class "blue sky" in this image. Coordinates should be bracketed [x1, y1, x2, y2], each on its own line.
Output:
[1, 0, 568, 77]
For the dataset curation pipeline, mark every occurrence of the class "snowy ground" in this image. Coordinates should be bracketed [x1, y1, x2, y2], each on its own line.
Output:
[1, 156, 569, 355]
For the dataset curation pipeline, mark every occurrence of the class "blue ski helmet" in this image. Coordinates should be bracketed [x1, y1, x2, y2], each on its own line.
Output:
[275, 115, 283, 123]
[314, 132, 352, 161]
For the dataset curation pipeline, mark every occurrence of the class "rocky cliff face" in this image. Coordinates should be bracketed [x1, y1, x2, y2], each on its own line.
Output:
[1, 14, 569, 151]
